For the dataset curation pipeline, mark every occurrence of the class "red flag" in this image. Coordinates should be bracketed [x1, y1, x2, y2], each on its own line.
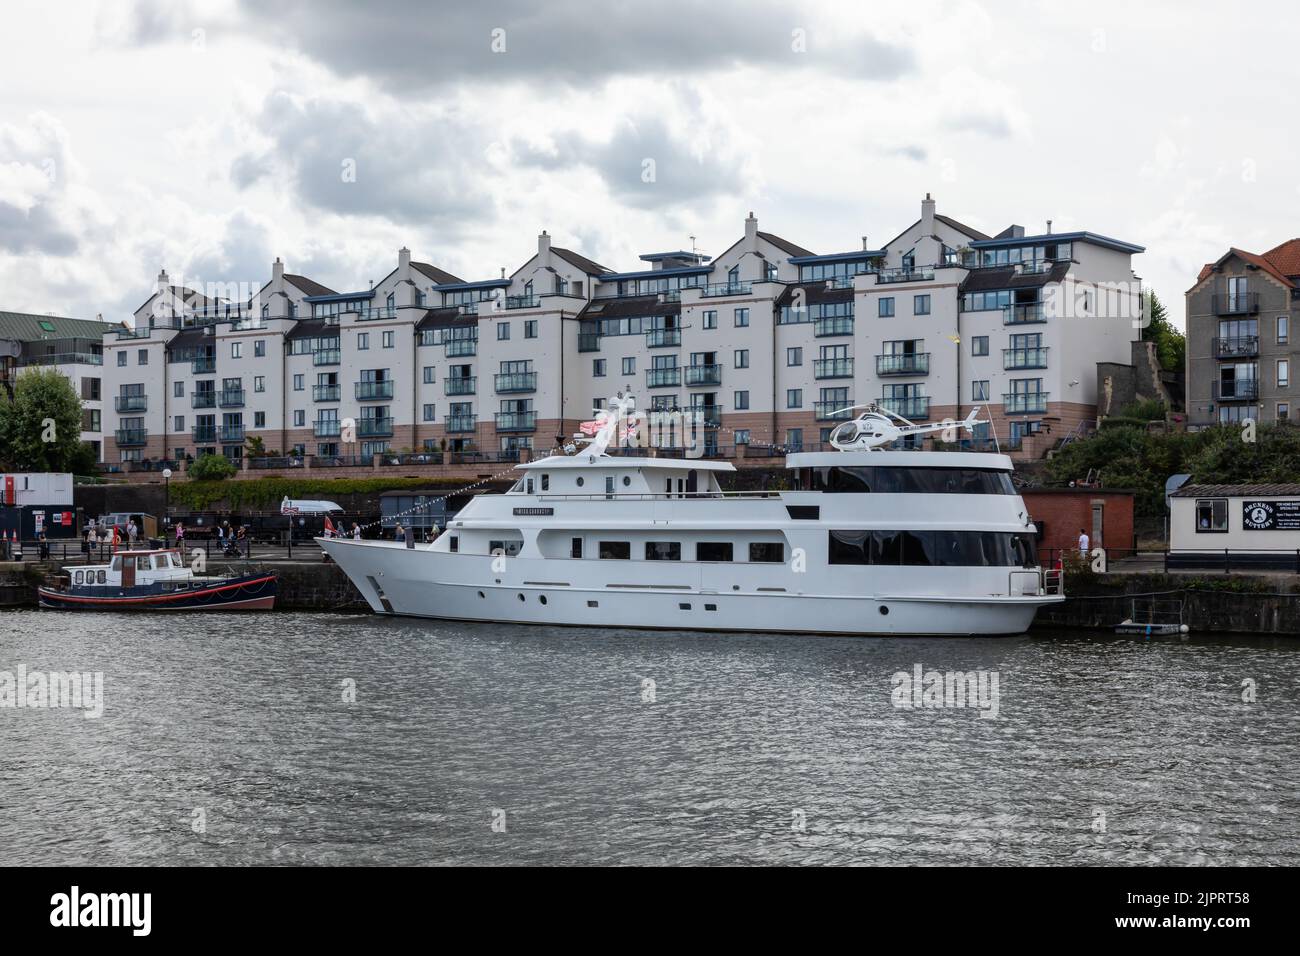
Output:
[324, 515, 335, 537]
[579, 419, 602, 436]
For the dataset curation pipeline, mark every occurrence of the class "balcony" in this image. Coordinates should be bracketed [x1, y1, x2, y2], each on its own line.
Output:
[578, 333, 601, 352]
[218, 389, 245, 408]
[876, 267, 934, 284]
[814, 357, 855, 379]
[494, 411, 536, 432]
[1214, 336, 1259, 359]
[357, 417, 395, 437]
[1003, 392, 1050, 414]
[494, 372, 537, 393]
[1003, 348, 1049, 370]
[114, 394, 147, 412]
[446, 338, 477, 357]
[875, 353, 929, 376]
[218, 425, 245, 444]
[313, 420, 342, 438]
[114, 428, 147, 446]
[445, 414, 477, 433]
[504, 294, 539, 310]
[192, 426, 217, 443]
[1002, 304, 1046, 325]
[814, 401, 854, 421]
[444, 377, 476, 395]
[646, 328, 681, 348]
[355, 380, 395, 401]
[192, 356, 216, 374]
[700, 282, 751, 298]
[191, 391, 216, 408]
[1212, 380, 1259, 401]
[359, 306, 396, 321]
[313, 384, 341, 402]
[814, 316, 855, 337]
[1214, 292, 1259, 316]
[880, 396, 931, 419]
[688, 404, 722, 427]
[684, 364, 722, 386]
[646, 368, 682, 388]
[313, 348, 341, 366]
[22, 351, 103, 367]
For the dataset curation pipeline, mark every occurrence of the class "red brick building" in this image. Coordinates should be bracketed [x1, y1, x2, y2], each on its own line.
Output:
[1020, 487, 1135, 562]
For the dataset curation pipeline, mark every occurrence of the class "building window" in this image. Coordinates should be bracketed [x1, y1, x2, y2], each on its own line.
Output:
[423, 366, 435, 384]
[230, 342, 241, 359]
[972, 380, 990, 401]
[622, 357, 635, 375]
[703, 310, 717, 329]
[423, 403, 436, 421]
[293, 374, 304, 390]
[786, 428, 803, 450]
[254, 340, 266, 357]
[787, 347, 802, 366]
[173, 415, 184, 432]
[138, 349, 148, 365]
[294, 410, 305, 427]
[1280, 359, 1290, 388]
[735, 429, 750, 444]
[1280, 402, 1291, 421]
[1195, 498, 1228, 532]
[972, 336, 989, 356]
[497, 323, 510, 340]
[734, 308, 749, 327]
[734, 349, 749, 369]
[117, 352, 127, 367]
[787, 388, 802, 408]
[357, 332, 369, 350]
[879, 298, 895, 318]
[734, 390, 750, 410]
[593, 359, 607, 377]
[383, 331, 394, 348]
[914, 294, 931, 315]
[525, 320, 537, 338]
[1279, 315, 1289, 345]
[254, 375, 265, 392]
[174, 381, 184, 398]
[255, 411, 266, 428]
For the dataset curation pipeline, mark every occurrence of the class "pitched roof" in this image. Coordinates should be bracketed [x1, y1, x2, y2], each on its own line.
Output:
[578, 295, 679, 320]
[1205, 247, 1295, 289]
[284, 274, 337, 297]
[756, 230, 815, 258]
[775, 284, 855, 308]
[551, 247, 613, 276]
[0, 310, 122, 340]
[411, 262, 463, 285]
[959, 262, 1071, 293]
[1262, 239, 1300, 277]
[935, 214, 991, 242]
[1172, 483, 1300, 498]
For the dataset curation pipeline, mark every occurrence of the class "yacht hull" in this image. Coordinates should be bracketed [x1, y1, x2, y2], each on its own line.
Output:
[320, 539, 1059, 636]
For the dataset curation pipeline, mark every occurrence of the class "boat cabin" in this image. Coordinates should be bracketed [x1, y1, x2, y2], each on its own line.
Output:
[68, 549, 195, 590]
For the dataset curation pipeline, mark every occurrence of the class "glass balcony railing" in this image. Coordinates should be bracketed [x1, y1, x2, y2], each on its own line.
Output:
[114, 428, 147, 446]
[218, 389, 245, 407]
[313, 420, 342, 438]
[814, 401, 855, 421]
[494, 411, 536, 432]
[1211, 380, 1259, 401]
[700, 282, 751, 297]
[1214, 293, 1259, 316]
[445, 415, 477, 433]
[814, 357, 855, 379]
[313, 384, 341, 402]
[218, 426, 245, 443]
[22, 351, 103, 366]
[504, 294, 539, 310]
[646, 368, 682, 388]
[1002, 304, 1046, 325]
[684, 364, 722, 386]
[192, 356, 216, 374]
[313, 349, 341, 366]
[191, 391, 216, 408]
[494, 372, 537, 393]
[875, 354, 929, 376]
[876, 267, 935, 284]
[444, 377, 476, 395]
[578, 333, 601, 352]
[688, 404, 722, 427]
[355, 380, 395, 401]
[814, 316, 855, 337]
[646, 329, 681, 348]
[1003, 392, 1049, 414]
[357, 417, 394, 437]
[191, 426, 217, 443]
[114, 395, 147, 412]
[1003, 348, 1049, 370]
[1213, 336, 1259, 358]
[446, 338, 477, 357]
[879, 395, 931, 419]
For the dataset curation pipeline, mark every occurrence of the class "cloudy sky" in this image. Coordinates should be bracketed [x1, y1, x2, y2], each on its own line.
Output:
[2, 0, 1297, 329]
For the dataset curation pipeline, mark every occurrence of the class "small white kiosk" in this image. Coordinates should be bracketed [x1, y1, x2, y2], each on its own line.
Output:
[1170, 483, 1300, 570]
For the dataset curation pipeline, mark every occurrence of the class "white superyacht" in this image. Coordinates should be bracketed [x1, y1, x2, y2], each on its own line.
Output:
[319, 398, 1063, 636]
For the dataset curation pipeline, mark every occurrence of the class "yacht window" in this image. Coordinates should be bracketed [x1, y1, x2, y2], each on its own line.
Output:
[571, 537, 583, 559]
[749, 543, 785, 563]
[1195, 499, 1227, 532]
[576, 477, 584, 488]
[170, 553, 183, 567]
[541, 474, 549, 491]
[606, 476, 615, 499]
[526, 478, 534, 494]
[809, 466, 1016, 494]
[152, 555, 168, 569]
[829, 530, 1037, 567]
[449, 536, 459, 552]
[489, 539, 523, 556]
[645, 542, 681, 561]
[98, 570, 107, 584]
[136, 556, 151, 571]
[599, 541, 631, 559]
[111, 557, 122, 572]
[623, 476, 632, 487]
[696, 542, 734, 562]
[74, 571, 84, 585]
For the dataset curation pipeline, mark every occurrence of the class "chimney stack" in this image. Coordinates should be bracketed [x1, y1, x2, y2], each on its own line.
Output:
[272, 257, 284, 281]
[921, 193, 936, 235]
[1046, 220, 1053, 235]
[862, 236, 870, 251]
[538, 230, 551, 258]
[157, 268, 169, 293]
[398, 247, 411, 270]
[744, 211, 758, 246]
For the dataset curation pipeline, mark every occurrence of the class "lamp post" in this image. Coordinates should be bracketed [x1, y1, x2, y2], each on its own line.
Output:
[162, 467, 172, 542]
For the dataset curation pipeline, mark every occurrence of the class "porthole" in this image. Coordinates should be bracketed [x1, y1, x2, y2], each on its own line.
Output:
[74, 571, 84, 585]
[518, 593, 526, 602]
[679, 602, 691, 610]
[705, 604, 717, 611]
[576, 477, 584, 487]
[539, 595, 548, 605]
[587, 600, 599, 608]
[478, 591, 485, 599]
[622, 475, 631, 486]
[879, 605, 889, 616]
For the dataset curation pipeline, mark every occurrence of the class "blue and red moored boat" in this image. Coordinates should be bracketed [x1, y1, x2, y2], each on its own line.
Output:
[38, 548, 277, 611]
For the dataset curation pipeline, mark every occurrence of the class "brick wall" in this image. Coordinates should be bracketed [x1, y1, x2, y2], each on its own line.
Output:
[1020, 488, 1135, 560]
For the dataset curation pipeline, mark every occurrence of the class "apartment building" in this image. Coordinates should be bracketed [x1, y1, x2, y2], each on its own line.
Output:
[101, 195, 1144, 466]
[1186, 242, 1300, 425]
[2, 310, 114, 459]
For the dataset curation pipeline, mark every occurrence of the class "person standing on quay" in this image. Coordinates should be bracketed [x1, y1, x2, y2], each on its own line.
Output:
[1078, 528, 1090, 558]
[351, 523, 361, 540]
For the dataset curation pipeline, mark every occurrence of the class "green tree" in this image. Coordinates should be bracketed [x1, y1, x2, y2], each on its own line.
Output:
[188, 452, 238, 481]
[245, 434, 268, 458]
[1141, 290, 1186, 373]
[0, 367, 94, 472]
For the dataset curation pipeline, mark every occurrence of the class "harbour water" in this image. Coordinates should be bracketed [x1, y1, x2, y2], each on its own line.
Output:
[2, 611, 1298, 866]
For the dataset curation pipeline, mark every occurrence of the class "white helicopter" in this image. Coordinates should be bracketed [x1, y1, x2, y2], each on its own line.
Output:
[568, 393, 643, 459]
[826, 404, 985, 451]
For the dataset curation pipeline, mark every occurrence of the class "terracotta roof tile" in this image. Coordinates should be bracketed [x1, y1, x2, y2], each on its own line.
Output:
[1262, 238, 1300, 277]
